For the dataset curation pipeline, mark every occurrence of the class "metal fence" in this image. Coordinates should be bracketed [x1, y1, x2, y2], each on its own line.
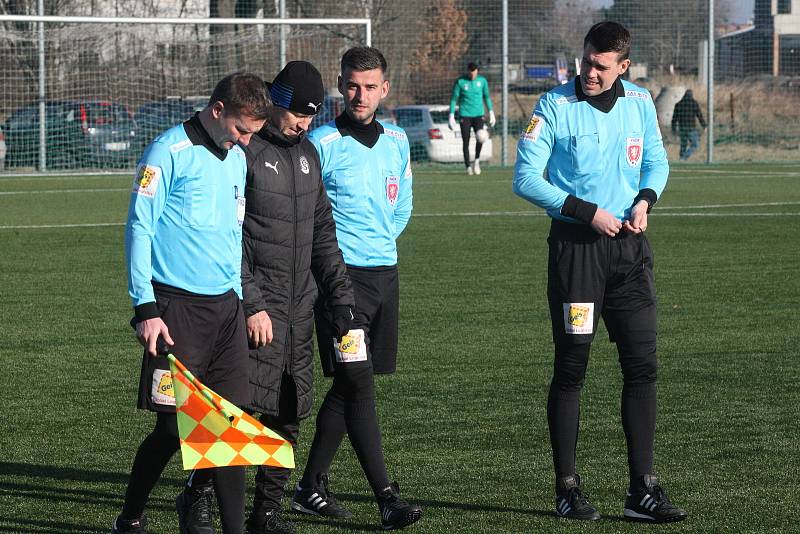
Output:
[1, 0, 798, 173]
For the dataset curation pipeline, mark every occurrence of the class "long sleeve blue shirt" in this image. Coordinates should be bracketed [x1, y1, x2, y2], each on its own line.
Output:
[125, 118, 247, 311]
[309, 117, 413, 268]
[513, 78, 668, 222]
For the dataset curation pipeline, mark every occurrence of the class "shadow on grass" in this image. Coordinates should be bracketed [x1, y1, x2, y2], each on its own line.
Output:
[0, 461, 182, 486]
[0, 516, 108, 533]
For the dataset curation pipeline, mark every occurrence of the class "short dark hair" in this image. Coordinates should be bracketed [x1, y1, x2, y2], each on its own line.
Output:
[209, 72, 270, 120]
[583, 21, 631, 61]
[467, 62, 478, 71]
[341, 46, 388, 75]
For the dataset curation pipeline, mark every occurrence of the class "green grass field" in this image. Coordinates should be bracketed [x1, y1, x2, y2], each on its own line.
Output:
[1, 163, 798, 533]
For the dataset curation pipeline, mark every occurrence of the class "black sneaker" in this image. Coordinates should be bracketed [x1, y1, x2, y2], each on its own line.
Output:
[246, 508, 296, 534]
[624, 474, 688, 523]
[291, 473, 353, 519]
[376, 482, 422, 530]
[555, 474, 601, 521]
[176, 484, 215, 534]
[111, 515, 147, 534]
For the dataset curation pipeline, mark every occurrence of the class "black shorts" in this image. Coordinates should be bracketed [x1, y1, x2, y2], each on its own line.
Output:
[136, 283, 249, 412]
[459, 116, 484, 137]
[315, 265, 399, 377]
[546, 219, 657, 346]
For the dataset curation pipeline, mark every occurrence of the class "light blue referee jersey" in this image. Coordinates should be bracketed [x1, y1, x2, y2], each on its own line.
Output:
[125, 121, 248, 307]
[309, 120, 413, 267]
[513, 78, 668, 222]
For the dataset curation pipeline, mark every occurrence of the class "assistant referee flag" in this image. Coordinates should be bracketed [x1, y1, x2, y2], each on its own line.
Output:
[167, 354, 294, 470]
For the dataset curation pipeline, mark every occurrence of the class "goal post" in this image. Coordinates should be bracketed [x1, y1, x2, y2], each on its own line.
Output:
[0, 15, 370, 172]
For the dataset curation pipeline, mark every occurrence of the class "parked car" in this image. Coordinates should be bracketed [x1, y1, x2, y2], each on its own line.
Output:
[135, 96, 207, 153]
[0, 124, 6, 170]
[4, 100, 137, 169]
[393, 105, 493, 163]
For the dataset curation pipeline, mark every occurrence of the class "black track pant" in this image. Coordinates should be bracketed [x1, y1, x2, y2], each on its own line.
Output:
[546, 220, 658, 490]
[460, 116, 484, 166]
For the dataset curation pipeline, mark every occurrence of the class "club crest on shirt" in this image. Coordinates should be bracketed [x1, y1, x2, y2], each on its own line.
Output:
[299, 155, 310, 174]
[386, 175, 400, 206]
[133, 164, 161, 198]
[626, 137, 643, 167]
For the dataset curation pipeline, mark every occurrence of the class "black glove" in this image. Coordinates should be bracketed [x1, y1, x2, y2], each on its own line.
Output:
[330, 305, 354, 341]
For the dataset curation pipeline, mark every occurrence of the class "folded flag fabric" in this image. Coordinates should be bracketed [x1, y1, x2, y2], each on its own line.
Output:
[167, 353, 294, 470]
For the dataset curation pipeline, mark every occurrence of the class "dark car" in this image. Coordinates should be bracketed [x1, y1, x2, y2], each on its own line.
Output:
[4, 100, 137, 169]
[134, 96, 208, 152]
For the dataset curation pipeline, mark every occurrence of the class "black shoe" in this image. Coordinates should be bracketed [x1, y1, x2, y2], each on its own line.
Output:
[624, 474, 688, 523]
[291, 473, 353, 519]
[176, 485, 215, 534]
[111, 515, 147, 534]
[555, 474, 601, 521]
[246, 508, 296, 534]
[376, 482, 423, 530]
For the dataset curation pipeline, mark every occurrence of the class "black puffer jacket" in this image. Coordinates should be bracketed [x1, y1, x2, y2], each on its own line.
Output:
[242, 123, 353, 418]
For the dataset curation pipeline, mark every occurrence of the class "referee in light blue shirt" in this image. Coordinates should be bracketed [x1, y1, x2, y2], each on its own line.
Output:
[513, 22, 687, 524]
[114, 73, 268, 534]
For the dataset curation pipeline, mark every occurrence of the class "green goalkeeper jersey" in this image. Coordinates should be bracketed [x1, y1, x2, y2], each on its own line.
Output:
[449, 74, 493, 118]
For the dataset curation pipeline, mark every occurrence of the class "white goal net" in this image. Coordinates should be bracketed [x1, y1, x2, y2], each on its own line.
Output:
[0, 16, 369, 171]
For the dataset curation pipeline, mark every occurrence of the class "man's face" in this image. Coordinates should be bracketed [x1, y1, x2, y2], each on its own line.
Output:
[468, 69, 478, 80]
[271, 106, 314, 138]
[208, 102, 265, 149]
[579, 43, 630, 97]
[339, 67, 389, 124]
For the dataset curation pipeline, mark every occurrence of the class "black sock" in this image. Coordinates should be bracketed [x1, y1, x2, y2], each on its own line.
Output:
[121, 413, 179, 519]
[213, 466, 246, 534]
[300, 389, 347, 489]
[547, 381, 582, 481]
[345, 395, 390, 495]
[622, 382, 657, 491]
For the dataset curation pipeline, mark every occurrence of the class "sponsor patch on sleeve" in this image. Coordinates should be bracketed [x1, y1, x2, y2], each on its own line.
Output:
[384, 128, 407, 141]
[625, 90, 650, 100]
[132, 164, 161, 198]
[151, 368, 175, 406]
[320, 131, 342, 145]
[521, 114, 545, 142]
[169, 139, 193, 153]
[563, 302, 594, 335]
[333, 329, 367, 363]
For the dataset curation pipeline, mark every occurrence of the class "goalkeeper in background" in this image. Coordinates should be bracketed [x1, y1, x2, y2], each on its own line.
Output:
[448, 61, 495, 175]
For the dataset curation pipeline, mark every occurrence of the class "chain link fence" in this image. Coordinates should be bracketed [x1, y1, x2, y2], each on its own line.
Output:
[1, 0, 798, 172]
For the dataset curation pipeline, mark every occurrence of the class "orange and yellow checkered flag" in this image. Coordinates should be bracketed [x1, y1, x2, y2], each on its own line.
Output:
[167, 354, 294, 471]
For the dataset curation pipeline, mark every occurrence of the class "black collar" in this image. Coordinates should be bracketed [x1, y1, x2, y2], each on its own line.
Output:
[255, 121, 303, 148]
[183, 113, 227, 161]
[575, 76, 625, 113]
[335, 112, 384, 148]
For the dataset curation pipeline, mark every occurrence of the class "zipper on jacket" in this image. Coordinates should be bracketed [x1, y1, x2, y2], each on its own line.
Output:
[287, 147, 297, 374]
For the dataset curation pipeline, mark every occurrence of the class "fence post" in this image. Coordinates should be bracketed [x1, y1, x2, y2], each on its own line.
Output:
[706, 0, 714, 164]
[38, 0, 46, 171]
[501, 0, 508, 167]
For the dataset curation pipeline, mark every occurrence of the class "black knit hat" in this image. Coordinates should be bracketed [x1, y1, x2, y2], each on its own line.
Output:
[268, 61, 324, 115]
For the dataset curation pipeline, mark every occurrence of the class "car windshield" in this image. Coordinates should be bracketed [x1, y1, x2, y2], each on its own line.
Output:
[430, 110, 451, 124]
[82, 102, 131, 125]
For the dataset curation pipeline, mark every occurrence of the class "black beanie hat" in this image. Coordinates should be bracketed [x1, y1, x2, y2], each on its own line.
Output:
[268, 60, 324, 115]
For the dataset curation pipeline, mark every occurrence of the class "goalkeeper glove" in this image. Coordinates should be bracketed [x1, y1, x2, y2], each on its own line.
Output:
[448, 113, 457, 131]
[488, 110, 496, 128]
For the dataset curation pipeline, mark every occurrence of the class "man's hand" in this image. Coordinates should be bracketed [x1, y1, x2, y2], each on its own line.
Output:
[136, 317, 174, 356]
[622, 200, 649, 234]
[247, 311, 273, 348]
[448, 113, 457, 131]
[590, 207, 623, 237]
[330, 306, 354, 341]
[488, 110, 496, 128]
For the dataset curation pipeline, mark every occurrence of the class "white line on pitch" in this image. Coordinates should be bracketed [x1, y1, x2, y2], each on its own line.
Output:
[0, 222, 125, 229]
[0, 188, 128, 195]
